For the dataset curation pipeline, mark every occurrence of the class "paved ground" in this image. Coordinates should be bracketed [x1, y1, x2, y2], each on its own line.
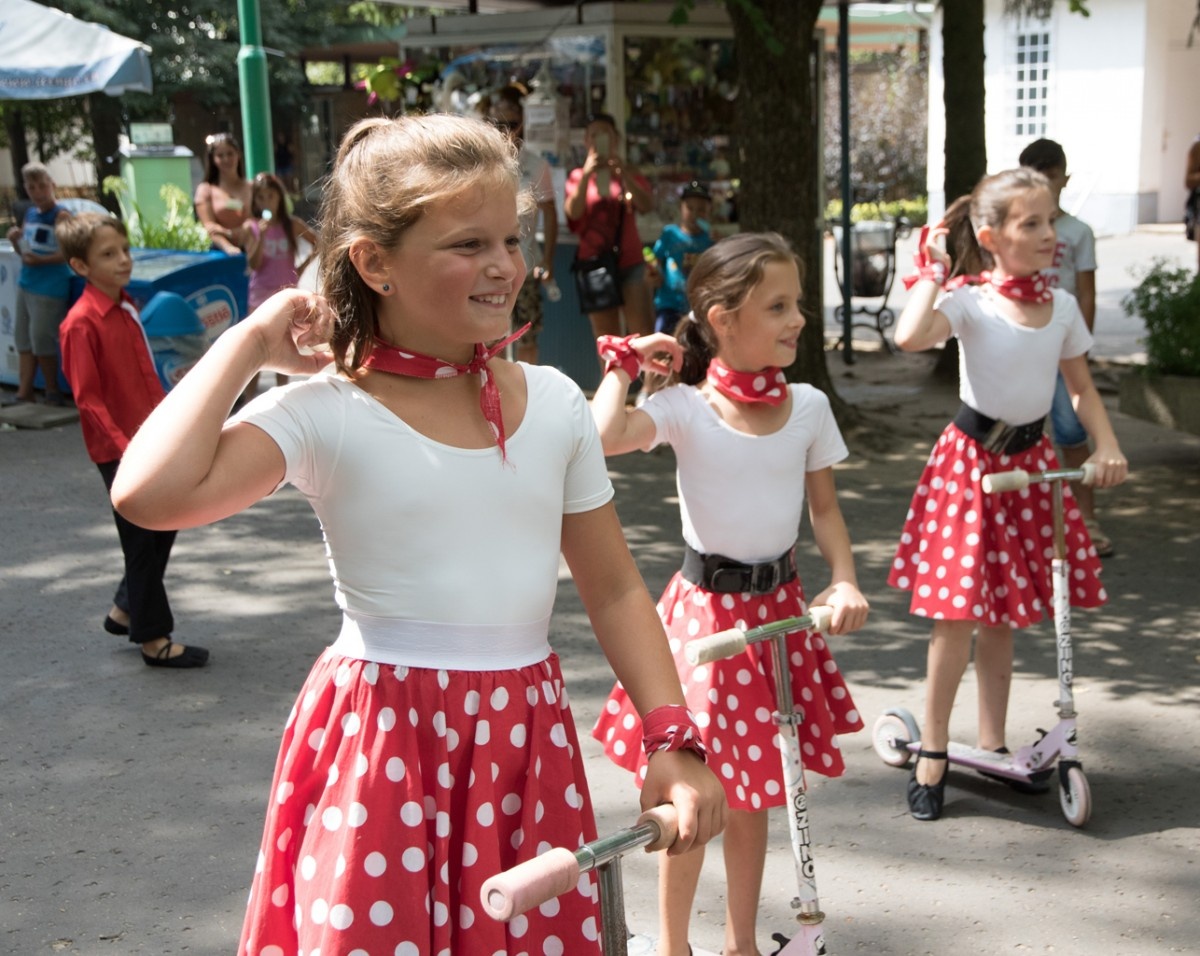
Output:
[2, 228, 1197, 955]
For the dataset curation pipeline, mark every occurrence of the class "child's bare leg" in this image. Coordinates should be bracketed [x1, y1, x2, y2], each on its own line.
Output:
[917, 619, 975, 784]
[974, 624, 1014, 751]
[722, 809, 768, 956]
[658, 843, 705, 956]
[16, 351, 36, 400]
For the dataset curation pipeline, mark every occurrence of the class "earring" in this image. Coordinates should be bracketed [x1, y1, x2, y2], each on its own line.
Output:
[381, 283, 390, 292]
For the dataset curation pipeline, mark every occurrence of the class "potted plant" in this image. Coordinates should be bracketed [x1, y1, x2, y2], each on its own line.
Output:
[1119, 258, 1200, 435]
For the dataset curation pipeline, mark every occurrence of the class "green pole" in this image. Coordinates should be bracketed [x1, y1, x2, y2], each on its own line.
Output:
[237, 0, 274, 177]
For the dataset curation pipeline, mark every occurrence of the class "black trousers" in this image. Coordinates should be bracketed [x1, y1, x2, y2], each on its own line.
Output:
[97, 460, 176, 644]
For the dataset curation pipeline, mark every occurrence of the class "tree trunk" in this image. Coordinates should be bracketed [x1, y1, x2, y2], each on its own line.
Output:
[935, 0, 988, 380]
[5, 107, 31, 201]
[88, 93, 124, 215]
[729, 0, 846, 417]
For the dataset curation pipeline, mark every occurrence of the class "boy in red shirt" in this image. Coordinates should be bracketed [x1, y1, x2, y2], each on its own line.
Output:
[57, 213, 208, 668]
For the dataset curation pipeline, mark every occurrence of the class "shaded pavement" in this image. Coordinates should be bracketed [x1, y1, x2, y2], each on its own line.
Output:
[2, 228, 1198, 955]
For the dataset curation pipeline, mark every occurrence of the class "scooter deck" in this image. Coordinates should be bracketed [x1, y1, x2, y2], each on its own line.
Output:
[628, 935, 720, 956]
[909, 739, 1053, 777]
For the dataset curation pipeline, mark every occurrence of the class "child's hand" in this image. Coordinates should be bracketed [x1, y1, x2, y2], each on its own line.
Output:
[1084, 445, 1128, 488]
[922, 221, 953, 270]
[6, 226, 19, 244]
[630, 333, 682, 377]
[641, 750, 727, 855]
[810, 581, 869, 636]
[243, 288, 335, 375]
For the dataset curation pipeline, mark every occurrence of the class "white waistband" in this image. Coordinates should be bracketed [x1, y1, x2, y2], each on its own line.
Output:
[330, 611, 552, 671]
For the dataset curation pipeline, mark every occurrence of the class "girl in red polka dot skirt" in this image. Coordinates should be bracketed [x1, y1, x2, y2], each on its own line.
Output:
[890, 168, 1128, 822]
[589, 232, 869, 956]
[112, 114, 726, 956]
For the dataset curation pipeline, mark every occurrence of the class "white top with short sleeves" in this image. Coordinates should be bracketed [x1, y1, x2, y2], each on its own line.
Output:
[235, 364, 613, 624]
[936, 285, 1093, 424]
[641, 382, 847, 563]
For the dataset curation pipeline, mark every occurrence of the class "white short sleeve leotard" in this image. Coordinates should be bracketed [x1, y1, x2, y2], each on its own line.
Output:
[640, 382, 847, 563]
[936, 286, 1093, 423]
[235, 364, 613, 625]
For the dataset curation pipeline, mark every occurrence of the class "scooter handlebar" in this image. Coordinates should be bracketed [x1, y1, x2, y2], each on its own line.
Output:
[982, 463, 1095, 494]
[684, 606, 835, 665]
[479, 805, 679, 921]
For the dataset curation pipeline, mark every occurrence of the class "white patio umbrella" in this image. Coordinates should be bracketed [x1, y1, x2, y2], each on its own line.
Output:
[0, 0, 152, 100]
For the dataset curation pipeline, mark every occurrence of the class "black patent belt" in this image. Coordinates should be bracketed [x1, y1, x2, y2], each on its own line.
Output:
[953, 404, 1046, 455]
[681, 543, 797, 595]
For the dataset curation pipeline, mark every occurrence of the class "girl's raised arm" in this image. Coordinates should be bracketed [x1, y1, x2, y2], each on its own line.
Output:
[894, 223, 954, 352]
[112, 290, 333, 530]
[590, 333, 681, 455]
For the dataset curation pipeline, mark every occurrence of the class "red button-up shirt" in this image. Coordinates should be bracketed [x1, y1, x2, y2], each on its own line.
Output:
[60, 283, 166, 464]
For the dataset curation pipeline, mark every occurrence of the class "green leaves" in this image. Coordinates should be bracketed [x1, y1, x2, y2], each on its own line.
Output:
[1123, 258, 1200, 377]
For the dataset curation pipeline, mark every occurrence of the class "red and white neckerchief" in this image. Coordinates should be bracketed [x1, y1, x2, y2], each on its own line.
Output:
[902, 224, 1054, 304]
[361, 322, 530, 462]
[706, 357, 788, 406]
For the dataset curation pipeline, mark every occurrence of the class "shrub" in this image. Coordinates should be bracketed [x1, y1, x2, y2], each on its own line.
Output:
[824, 197, 928, 228]
[102, 177, 212, 252]
[1122, 258, 1200, 377]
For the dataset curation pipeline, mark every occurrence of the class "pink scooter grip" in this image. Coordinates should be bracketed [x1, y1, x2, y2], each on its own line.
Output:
[480, 847, 580, 921]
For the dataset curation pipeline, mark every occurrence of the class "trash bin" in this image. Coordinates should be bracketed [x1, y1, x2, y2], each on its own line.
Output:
[832, 220, 897, 298]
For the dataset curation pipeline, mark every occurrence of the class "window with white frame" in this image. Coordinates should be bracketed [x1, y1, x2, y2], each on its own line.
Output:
[1010, 27, 1052, 141]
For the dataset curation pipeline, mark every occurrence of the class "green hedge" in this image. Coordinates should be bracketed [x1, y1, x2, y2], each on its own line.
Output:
[824, 196, 928, 227]
[1123, 258, 1200, 378]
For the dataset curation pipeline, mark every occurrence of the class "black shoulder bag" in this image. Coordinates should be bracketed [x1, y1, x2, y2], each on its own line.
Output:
[572, 199, 626, 313]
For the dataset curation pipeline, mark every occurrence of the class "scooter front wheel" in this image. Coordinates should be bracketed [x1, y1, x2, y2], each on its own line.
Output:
[1059, 762, 1092, 827]
[872, 709, 920, 768]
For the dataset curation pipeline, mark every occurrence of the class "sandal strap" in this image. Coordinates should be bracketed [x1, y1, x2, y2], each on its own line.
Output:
[917, 749, 949, 760]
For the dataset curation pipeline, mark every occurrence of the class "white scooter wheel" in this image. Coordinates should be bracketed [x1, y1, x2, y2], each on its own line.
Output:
[1059, 763, 1092, 828]
[872, 708, 920, 768]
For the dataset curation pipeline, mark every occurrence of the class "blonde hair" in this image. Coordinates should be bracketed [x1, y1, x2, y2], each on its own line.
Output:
[318, 113, 526, 372]
[650, 232, 802, 392]
[942, 167, 1051, 277]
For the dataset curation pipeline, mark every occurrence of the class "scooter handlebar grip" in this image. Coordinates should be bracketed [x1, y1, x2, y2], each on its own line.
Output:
[637, 804, 680, 853]
[1080, 462, 1097, 486]
[982, 468, 1029, 494]
[685, 628, 748, 665]
[480, 847, 581, 921]
[807, 605, 834, 633]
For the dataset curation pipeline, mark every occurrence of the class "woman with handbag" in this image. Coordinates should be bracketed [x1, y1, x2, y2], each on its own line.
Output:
[564, 113, 656, 343]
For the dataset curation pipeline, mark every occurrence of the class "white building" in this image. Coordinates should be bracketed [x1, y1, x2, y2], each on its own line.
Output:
[926, 0, 1200, 236]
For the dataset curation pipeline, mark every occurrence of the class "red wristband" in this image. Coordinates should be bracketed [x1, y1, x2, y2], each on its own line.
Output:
[642, 704, 707, 762]
[596, 334, 642, 381]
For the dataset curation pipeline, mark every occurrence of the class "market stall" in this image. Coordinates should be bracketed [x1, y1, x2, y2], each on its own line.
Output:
[400, 1, 738, 389]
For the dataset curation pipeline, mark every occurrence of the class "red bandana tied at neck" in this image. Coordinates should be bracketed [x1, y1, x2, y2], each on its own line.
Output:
[361, 322, 530, 462]
[902, 224, 1054, 304]
[706, 358, 788, 406]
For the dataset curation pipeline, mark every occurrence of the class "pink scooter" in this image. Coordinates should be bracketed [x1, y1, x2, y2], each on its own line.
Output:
[481, 804, 678, 956]
[872, 465, 1096, 827]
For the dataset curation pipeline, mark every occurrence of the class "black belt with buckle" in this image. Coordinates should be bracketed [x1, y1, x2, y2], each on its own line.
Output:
[680, 544, 797, 595]
[953, 404, 1046, 455]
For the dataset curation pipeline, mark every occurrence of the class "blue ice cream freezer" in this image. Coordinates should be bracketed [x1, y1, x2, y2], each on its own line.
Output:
[0, 244, 248, 389]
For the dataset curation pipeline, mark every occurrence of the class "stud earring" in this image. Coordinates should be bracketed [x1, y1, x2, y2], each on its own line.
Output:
[381, 283, 390, 292]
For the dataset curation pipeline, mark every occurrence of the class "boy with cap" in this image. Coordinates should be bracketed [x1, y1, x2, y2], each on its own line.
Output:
[650, 180, 715, 334]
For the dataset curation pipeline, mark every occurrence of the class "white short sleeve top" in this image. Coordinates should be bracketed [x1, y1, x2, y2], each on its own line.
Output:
[936, 286, 1094, 423]
[641, 383, 848, 563]
[234, 364, 613, 624]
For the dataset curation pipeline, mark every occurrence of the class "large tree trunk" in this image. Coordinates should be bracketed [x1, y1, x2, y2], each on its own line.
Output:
[88, 93, 123, 215]
[729, 0, 845, 416]
[935, 0, 988, 380]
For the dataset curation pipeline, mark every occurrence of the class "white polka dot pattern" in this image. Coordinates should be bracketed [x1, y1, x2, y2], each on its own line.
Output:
[888, 425, 1107, 625]
[593, 576, 862, 811]
[239, 651, 602, 954]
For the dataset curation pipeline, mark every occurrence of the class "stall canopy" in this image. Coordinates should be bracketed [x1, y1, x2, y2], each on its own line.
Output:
[0, 0, 152, 100]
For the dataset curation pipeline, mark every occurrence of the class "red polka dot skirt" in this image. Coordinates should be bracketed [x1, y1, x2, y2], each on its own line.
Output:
[239, 650, 602, 956]
[888, 425, 1107, 627]
[592, 575, 863, 811]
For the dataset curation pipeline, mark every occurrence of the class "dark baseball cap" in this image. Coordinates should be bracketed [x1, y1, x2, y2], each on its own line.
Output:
[680, 180, 711, 201]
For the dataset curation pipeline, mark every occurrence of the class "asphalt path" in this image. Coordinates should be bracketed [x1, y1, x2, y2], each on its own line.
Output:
[2, 227, 1198, 955]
